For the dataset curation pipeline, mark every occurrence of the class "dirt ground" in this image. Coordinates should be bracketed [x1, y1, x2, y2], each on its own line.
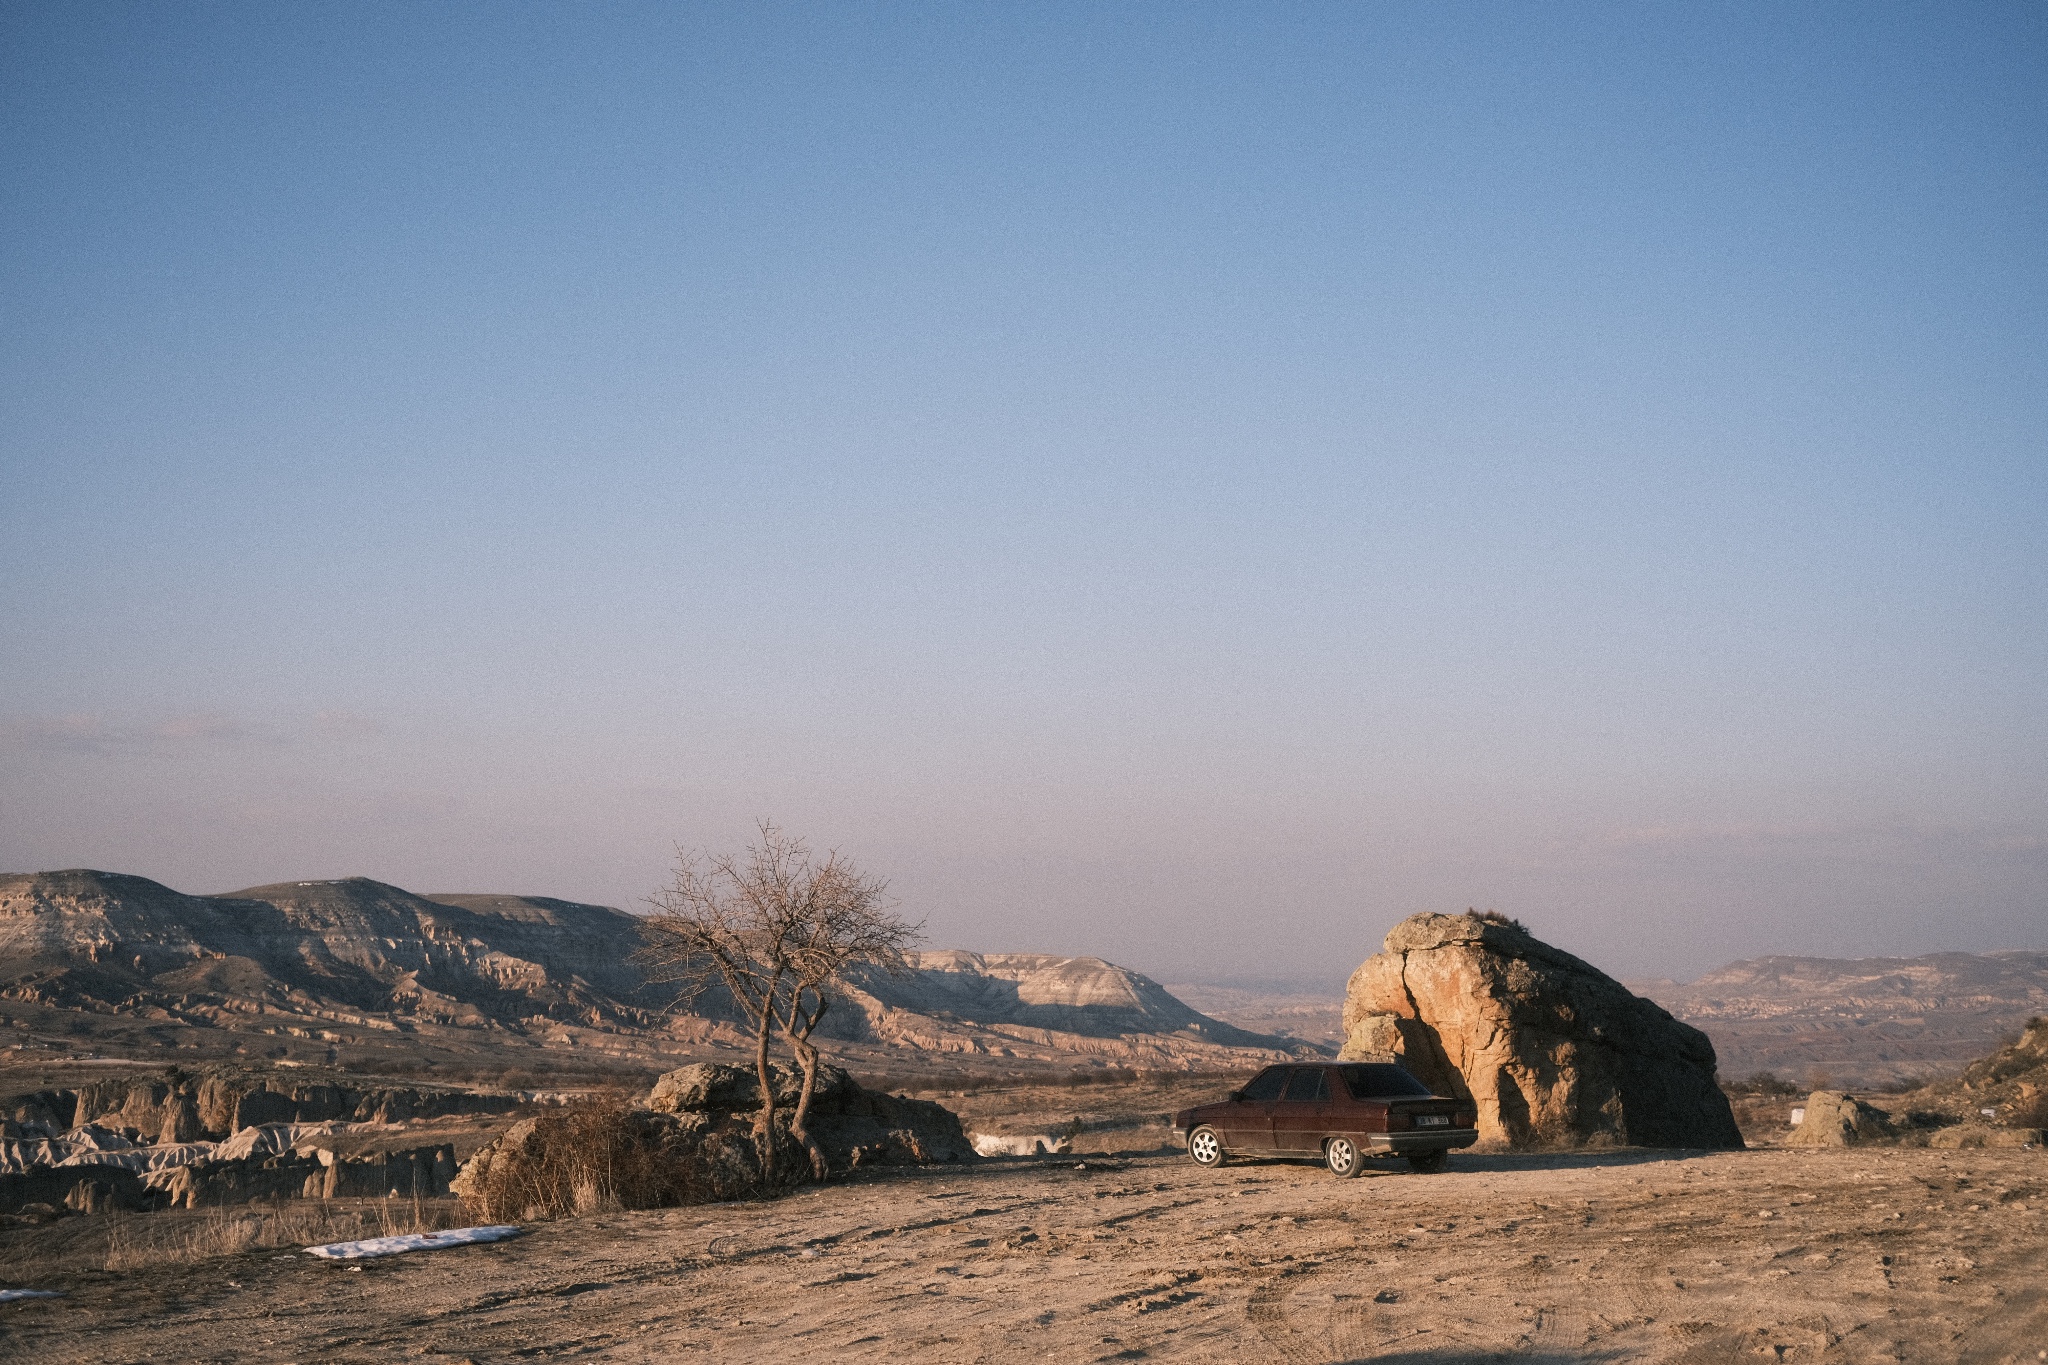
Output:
[4, 1144, 2044, 1363]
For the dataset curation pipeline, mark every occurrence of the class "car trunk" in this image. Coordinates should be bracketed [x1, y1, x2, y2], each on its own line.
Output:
[1384, 1097, 1464, 1133]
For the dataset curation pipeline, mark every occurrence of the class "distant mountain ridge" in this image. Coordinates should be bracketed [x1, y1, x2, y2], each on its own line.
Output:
[0, 870, 1309, 1070]
[1631, 949, 2048, 1086]
[831, 950, 1289, 1054]
[0, 869, 658, 1033]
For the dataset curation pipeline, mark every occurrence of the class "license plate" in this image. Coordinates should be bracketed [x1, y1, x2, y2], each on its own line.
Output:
[1415, 1115, 1450, 1127]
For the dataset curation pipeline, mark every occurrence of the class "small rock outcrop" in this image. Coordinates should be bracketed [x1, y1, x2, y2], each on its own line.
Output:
[454, 1064, 973, 1219]
[1340, 912, 1743, 1150]
[1784, 1090, 1895, 1146]
[9, 1069, 523, 1142]
[646, 1062, 973, 1168]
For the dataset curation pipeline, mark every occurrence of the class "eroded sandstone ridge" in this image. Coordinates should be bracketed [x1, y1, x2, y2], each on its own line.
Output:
[1, 869, 1308, 1071]
[1340, 912, 1742, 1149]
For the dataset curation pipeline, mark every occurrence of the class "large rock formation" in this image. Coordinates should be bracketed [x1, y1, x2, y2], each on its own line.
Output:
[1340, 912, 1742, 1149]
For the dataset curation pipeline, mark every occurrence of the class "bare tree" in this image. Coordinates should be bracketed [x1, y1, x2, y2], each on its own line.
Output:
[638, 822, 920, 1180]
[770, 853, 919, 1176]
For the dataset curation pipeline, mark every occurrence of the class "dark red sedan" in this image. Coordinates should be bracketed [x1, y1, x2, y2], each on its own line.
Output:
[1170, 1062, 1478, 1177]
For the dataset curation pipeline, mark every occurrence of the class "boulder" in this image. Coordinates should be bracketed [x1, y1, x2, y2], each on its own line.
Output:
[1340, 911, 1742, 1150]
[1784, 1090, 1896, 1147]
[647, 1061, 857, 1116]
[454, 1065, 974, 1220]
[646, 1062, 972, 1167]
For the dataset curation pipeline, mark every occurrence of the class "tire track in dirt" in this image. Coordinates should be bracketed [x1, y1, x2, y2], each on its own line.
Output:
[1954, 1247, 2048, 1365]
[1245, 1262, 1376, 1364]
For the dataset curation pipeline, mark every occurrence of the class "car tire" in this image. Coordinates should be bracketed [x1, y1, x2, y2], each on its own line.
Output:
[1187, 1126, 1226, 1167]
[1406, 1147, 1448, 1174]
[1324, 1136, 1363, 1178]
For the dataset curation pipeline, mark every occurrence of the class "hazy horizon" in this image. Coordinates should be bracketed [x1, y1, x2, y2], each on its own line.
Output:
[4, 5, 2043, 984]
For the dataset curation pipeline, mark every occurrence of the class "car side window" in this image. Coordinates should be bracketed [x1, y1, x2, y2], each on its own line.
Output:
[1282, 1068, 1328, 1103]
[1239, 1068, 1288, 1102]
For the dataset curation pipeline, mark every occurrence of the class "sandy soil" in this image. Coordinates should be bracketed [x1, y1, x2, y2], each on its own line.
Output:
[4, 1144, 2044, 1363]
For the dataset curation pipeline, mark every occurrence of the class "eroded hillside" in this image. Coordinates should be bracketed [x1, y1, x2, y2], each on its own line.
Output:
[0, 870, 1311, 1079]
[1633, 950, 2048, 1086]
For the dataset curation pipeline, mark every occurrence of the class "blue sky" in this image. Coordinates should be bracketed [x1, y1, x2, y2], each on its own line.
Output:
[3, 2, 2043, 984]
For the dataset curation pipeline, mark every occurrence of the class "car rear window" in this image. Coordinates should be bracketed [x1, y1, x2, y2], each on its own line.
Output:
[1239, 1068, 1288, 1102]
[1282, 1068, 1329, 1103]
[1338, 1063, 1433, 1099]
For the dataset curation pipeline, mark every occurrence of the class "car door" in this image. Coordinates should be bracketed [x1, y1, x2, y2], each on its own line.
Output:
[1269, 1066, 1332, 1152]
[1217, 1066, 1289, 1152]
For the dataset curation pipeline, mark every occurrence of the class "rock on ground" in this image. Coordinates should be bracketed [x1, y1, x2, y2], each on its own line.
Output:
[646, 1062, 974, 1167]
[1784, 1090, 1897, 1146]
[1340, 911, 1742, 1149]
[454, 1064, 974, 1217]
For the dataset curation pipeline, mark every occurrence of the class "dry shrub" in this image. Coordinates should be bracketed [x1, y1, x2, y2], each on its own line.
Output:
[1725, 1071, 1802, 1096]
[1463, 908, 1528, 932]
[102, 1198, 463, 1271]
[459, 1093, 712, 1223]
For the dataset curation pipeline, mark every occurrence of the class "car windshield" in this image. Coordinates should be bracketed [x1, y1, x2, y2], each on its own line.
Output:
[1338, 1063, 1433, 1099]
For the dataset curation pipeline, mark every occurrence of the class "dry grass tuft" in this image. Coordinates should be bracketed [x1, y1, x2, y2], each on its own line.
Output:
[459, 1093, 713, 1223]
[99, 1197, 466, 1271]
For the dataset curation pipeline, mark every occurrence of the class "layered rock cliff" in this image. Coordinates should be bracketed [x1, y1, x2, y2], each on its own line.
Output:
[1, 869, 1309, 1070]
[1340, 912, 1742, 1150]
[0, 870, 660, 1032]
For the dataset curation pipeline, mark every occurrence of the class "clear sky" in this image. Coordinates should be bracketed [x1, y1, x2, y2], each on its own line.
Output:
[3, 3, 2043, 986]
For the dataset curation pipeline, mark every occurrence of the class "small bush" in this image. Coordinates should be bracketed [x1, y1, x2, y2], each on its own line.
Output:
[1463, 908, 1527, 932]
[458, 1094, 715, 1222]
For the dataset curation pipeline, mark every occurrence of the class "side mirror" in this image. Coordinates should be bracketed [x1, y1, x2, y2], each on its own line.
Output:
[1228, 1090, 1245, 1102]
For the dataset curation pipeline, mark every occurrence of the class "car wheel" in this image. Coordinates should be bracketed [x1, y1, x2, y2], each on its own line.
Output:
[1324, 1136, 1363, 1178]
[1187, 1126, 1225, 1167]
[1406, 1147, 1448, 1174]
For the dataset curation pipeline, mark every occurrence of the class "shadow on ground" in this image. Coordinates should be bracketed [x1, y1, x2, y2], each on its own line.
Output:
[1333, 1355, 1622, 1365]
[1213, 1146, 1731, 1179]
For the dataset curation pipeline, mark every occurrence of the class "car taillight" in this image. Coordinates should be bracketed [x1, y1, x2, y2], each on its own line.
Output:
[1387, 1111, 1410, 1131]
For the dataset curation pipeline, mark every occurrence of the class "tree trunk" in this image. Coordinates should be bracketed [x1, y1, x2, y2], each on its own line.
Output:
[751, 990, 781, 1179]
[787, 1000, 830, 1180]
